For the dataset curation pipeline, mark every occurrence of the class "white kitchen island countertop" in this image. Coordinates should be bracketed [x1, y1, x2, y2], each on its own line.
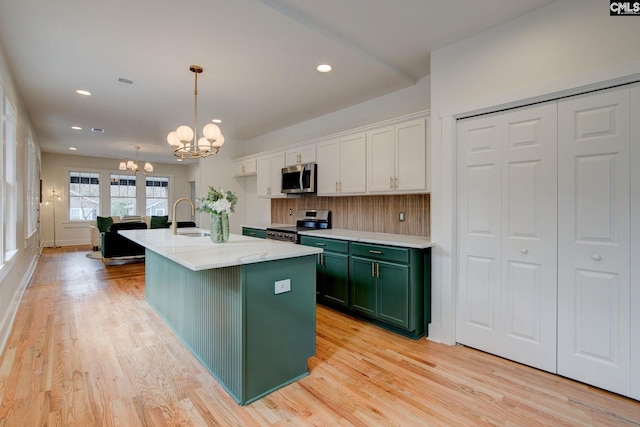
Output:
[120, 228, 322, 271]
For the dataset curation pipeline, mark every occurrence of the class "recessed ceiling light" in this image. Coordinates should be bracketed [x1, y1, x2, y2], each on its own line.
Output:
[76, 89, 92, 96]
[69, 147, 77, 151]
[317, 64, 332, 73]
[71, 126, 82, 130]
[176, 158, 183, 162]
[212, 119, 222, 124]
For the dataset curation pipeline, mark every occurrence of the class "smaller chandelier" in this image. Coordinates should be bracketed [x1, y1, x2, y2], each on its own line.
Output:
[167, 65, 225, 159]
[119, 146, 154, 176]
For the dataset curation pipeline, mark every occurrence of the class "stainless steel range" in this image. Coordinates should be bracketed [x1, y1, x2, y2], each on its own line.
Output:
[266, 209, 331, 243]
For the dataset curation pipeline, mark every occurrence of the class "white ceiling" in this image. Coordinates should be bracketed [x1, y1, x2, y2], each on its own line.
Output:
[0, 0, 557, 165]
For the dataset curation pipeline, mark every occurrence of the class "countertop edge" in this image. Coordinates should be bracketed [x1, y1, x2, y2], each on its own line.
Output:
[298, 229, 435, 249]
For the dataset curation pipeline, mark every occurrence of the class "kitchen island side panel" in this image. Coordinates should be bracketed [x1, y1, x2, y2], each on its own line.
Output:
[144, 249, 243, 401]
[243, 255, 317, 403]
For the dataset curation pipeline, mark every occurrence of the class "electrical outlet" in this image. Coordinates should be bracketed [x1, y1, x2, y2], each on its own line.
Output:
[289, 208, 293, 216]
[274, 279, 291, 294]
[399, 211, 405, 222]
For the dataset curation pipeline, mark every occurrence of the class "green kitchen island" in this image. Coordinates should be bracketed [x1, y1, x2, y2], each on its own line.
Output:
[120, 228, 322, 405]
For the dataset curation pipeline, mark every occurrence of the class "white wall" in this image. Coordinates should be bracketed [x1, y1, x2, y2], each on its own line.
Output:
[243, 75, 430, 155]
[40, 152, 194, 246]
[429, 0, 640, 344]
[194, 135, 248, 234]
[0, 46, 41, 352]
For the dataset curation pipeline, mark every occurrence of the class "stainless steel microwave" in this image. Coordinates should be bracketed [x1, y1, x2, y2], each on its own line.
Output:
[281, 163, 316, 194]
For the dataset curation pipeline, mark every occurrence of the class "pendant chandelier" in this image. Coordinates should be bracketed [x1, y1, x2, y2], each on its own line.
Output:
[119, 146, 154, 175]
[167, 65, 225, 159]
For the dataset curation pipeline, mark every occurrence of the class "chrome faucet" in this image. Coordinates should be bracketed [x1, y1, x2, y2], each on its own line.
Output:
[172, 198, 195, 235]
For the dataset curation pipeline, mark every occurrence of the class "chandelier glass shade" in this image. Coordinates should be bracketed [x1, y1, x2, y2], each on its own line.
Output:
[167, 65, 225, 159]
[119, 146, 153, 175]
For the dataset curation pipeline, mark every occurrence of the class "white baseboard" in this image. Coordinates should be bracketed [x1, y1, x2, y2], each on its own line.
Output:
[0, 253, 40, 354]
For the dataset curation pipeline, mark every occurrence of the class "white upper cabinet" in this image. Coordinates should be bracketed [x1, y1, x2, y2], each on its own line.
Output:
[367, 118, 428, 194]
[256, 152, 285, 198]
[285, 144, 315, 166]
[233, 158, 257, 177]
[236, 112, 429, 197]
[316, 133, 367, 196]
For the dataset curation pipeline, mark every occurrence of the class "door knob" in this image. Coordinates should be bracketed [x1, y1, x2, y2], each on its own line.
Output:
[591, 253, 602, 261]
[520, 248, 529, 255]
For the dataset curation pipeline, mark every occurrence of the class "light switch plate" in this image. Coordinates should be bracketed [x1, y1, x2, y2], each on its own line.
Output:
[275, 279, 291, 294]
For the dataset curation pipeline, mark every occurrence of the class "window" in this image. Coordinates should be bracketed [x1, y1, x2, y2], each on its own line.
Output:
[4, 98, 16, 254]
[69, 171, 100, 220]
[146, 176, 169, 216]
[26, 136, 40, 237]
[110, 174, 137, 216]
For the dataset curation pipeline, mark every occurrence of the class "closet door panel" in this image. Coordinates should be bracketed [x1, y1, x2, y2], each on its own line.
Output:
[456, 117, 502, 353]
[558, 87, 630, 396]
[501, 103, 557, 372]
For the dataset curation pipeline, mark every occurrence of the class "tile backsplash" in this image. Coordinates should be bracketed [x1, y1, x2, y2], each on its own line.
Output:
[271, 194, 430, 237]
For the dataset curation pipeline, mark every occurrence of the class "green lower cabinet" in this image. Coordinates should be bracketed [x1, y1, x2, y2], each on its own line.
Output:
[300, 236, 349, 308]
[350, 257, 377, 316]
[350, 257, 410, 329]
[377, 261, 410, 328]
[350, 242, 424, 338]
[242, 227, 266, 238]
[302, 236, 427, 339]
[321, 251, 349, 307]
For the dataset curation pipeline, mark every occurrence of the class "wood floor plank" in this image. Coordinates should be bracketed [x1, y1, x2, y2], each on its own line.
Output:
[0, 245, 638, 426]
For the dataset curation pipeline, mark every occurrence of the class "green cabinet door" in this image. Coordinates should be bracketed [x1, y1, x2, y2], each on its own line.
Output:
[301, 236, 349, 308]
[377, 261, 410, 328]
[350, 256, 377, 317]
[322, 251, 349, 306]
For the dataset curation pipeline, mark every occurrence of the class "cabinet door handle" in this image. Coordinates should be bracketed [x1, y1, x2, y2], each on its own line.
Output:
[395, 177, 398, 189]
[315, 242, 326, 246]
[520, 248, 529, 255]
[376, 262, 380, 278]
[336, 181, 339, 192]
[592, 253, 602, 261]
[369, 250, 382, 255]
[371, 262, 376, 277]
[390, 176, 394, 189]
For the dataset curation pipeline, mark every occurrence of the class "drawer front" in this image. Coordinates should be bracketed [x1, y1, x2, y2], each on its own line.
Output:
[242, 227, 266, 239]
[300, 236, 349, 253]
[349, 242, 409, 264]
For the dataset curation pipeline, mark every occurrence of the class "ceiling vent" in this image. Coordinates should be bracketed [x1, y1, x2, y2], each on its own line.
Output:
[116, 77, 135, 86]
[91, 127, 105, 134]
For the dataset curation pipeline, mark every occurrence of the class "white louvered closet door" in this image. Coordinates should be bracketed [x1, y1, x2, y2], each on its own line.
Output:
[457, 102, 558, 372]
[557, 87, 631, 396]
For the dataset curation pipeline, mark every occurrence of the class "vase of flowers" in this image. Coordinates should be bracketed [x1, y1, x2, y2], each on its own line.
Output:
[196, 186, 238, 243]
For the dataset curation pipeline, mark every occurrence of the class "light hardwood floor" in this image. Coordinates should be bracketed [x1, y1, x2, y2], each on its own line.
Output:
[0, 246, 638, 426]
